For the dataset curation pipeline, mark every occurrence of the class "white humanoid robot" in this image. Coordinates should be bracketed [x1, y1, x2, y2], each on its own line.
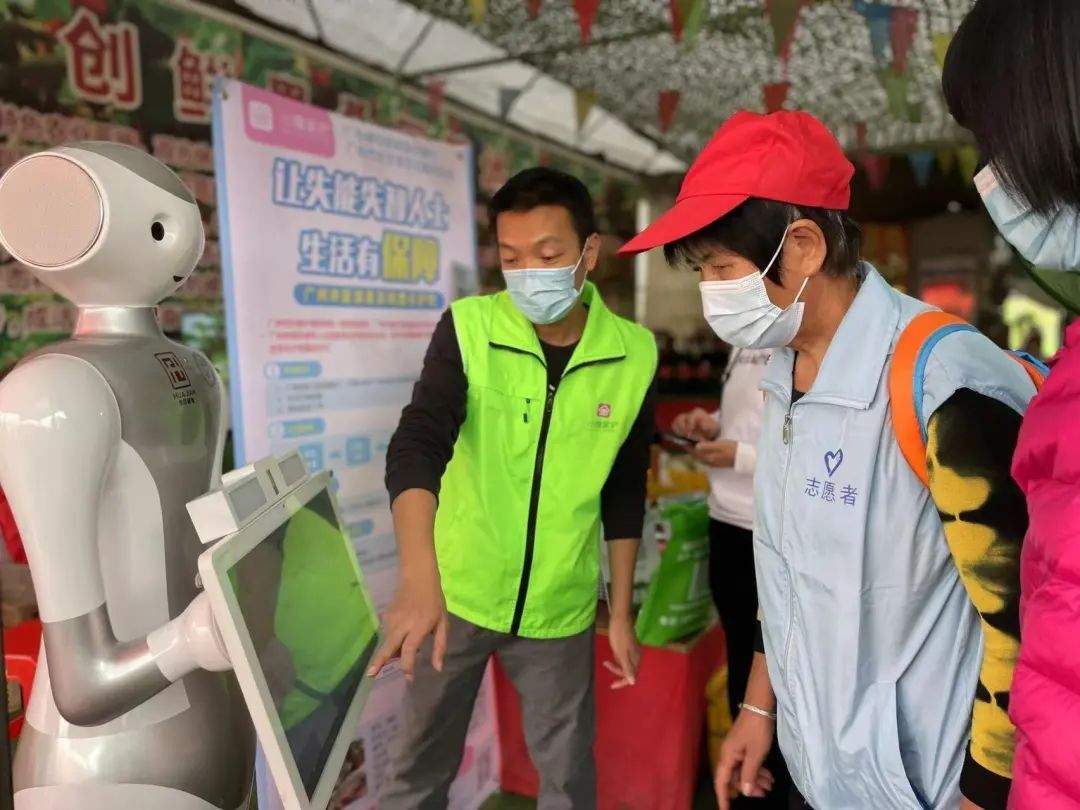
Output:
[0, 143, 255, 809]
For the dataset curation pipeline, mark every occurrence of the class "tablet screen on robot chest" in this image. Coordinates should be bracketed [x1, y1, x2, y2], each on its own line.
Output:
[224, 486, 378, 801]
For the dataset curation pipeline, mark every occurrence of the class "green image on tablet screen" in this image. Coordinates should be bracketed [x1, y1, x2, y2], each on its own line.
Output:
[227, 488, 377, 798]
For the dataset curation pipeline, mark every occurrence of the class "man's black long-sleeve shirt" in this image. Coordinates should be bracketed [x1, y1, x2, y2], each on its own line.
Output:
[385, 309, 656, 540]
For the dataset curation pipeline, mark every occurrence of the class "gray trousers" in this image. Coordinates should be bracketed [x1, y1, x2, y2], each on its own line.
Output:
[381, 614, 596, 810]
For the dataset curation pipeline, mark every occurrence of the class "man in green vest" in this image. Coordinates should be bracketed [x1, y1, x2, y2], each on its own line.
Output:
[373, 167, 658, 809]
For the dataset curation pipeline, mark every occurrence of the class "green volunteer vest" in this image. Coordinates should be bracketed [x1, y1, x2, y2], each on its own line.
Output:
[436, 283, 657, 639]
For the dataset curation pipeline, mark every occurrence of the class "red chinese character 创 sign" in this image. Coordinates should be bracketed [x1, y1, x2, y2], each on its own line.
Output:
[170, 38, 237, 124]
[58, 8, 142, 111]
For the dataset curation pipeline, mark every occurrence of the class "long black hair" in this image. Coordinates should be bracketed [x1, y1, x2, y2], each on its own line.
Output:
[943, 0, 1080, 214]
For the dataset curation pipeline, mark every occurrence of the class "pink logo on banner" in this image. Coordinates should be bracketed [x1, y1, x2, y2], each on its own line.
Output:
[241, 82, 335, 157]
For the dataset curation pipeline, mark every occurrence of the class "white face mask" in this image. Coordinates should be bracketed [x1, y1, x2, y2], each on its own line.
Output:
[698, 228, 808, 350]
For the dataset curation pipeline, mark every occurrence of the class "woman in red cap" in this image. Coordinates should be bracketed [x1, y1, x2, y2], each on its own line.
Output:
[944, 2, 1080, 808]
[622, 110, 1036, 810]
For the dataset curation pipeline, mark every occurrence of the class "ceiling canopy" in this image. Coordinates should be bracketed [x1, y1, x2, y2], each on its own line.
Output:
[227, 0, 976, 175]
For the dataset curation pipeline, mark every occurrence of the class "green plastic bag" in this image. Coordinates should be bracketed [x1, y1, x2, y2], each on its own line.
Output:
[634, 497, 713, 647]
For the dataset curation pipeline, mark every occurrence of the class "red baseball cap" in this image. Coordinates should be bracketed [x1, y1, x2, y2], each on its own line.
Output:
[619, 110, 854, 255]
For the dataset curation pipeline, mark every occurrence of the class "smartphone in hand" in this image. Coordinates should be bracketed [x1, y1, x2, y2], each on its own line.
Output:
[660, 432, 697, 453]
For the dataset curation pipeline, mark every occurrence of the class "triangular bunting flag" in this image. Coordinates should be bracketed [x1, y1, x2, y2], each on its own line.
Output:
[890, 8, 919, 73]
[527, 0, 542, 19]
[763, 81, 790, 113]
[499, 87, 523, 119]
[575, 88, 595, 132]
[669, 0, 684, 42]
[932, 32, 952, 71]
[764, 0, 809, 62]
[468, 0, 487, 26]
[881, 68, 920, 123]
[73, 0, 108, 14]
[957, 145, 979, 185]
[937, 149, 956, 176]
[573, 0, 601, 45]
[427, 78, 445, 117]
[908, 151, 936, 189]
[670, 0, 706, 44]
[862, 154, 891, 191]
[853, 0, 892, 65]
[658, 89, 681, 134]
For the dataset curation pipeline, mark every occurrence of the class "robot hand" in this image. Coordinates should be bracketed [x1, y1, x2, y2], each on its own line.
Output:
[147, 591, 231, 681]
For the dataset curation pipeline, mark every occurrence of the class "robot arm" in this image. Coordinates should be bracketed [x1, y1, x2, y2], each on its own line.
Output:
[0, 354, 228, 727]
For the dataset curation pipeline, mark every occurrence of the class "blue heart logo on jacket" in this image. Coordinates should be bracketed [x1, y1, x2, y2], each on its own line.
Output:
[825, 449, 844, 477]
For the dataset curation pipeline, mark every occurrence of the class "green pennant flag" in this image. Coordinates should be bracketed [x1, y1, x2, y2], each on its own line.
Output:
[675, 0, 707, 45]
[881, 68, 922, 123]
[469, 0, 487, 26]
[932, 31, 952, 71]
[765, 0, 807, 60]
[575, 88, 595, 132]
[957, 145, 979, 185]
[937, 149, 956, 176]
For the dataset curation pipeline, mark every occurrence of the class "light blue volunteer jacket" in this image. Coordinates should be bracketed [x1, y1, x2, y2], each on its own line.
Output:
[754, 266, 1035, 809]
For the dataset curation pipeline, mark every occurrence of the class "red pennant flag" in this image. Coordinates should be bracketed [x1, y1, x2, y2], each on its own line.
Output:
[890, 8, 919, 73]
[427, 78, 445, 117]
[862, 154, 890, 191]
[763, 81, 790, 113]
[572, 0, 601, 44]
[528, 0, 542, 19]
[73, 0, 108, 14]
[658, 90, 681, 134]
[669, 0, 684, 42]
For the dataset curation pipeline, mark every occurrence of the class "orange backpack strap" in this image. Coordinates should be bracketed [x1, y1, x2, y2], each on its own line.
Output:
[889, 312, 1048, 487]
[1012, 352, 1049, 388]
[888, 311, 976, 487]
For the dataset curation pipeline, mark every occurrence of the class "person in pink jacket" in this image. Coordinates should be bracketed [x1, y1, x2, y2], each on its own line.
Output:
[944, 2, 1080, 807]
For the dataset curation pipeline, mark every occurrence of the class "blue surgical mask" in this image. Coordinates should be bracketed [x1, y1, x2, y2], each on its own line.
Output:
[503, 251, 585, 325]
[977, 164, 1080, 271]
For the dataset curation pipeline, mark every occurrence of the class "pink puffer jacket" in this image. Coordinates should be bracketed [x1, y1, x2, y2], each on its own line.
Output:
[1010, 320, 1080, 809]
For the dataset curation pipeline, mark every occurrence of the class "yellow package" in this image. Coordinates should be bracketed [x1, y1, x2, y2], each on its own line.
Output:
[705, 665, 734, 770]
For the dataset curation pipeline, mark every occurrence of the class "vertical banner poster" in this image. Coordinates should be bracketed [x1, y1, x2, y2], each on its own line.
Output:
[213, 78, 497, 809]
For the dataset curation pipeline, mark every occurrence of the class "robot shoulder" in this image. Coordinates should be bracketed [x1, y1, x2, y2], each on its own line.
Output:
[0, 354, 121, 441]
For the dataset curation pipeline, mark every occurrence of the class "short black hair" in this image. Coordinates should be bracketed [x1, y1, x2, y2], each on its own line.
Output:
[488, 167, 597, 248]
[943, 0, 1080, 214]
[662, 199, 862, 281]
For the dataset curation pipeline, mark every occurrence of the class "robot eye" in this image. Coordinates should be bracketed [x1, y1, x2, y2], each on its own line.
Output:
[151, 221, 166, 242]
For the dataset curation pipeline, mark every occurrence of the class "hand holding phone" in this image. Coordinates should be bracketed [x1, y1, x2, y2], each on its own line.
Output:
[660, 432, 697, 453]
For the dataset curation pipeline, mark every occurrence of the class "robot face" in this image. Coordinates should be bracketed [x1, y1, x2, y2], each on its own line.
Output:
[0, 142, 205, 307]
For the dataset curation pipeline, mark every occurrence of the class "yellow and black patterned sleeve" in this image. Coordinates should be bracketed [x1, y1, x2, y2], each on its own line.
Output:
[926, 388, 1026, 810]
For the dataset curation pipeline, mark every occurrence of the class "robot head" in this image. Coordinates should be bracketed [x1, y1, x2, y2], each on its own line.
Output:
[0, 142, 204, 307]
